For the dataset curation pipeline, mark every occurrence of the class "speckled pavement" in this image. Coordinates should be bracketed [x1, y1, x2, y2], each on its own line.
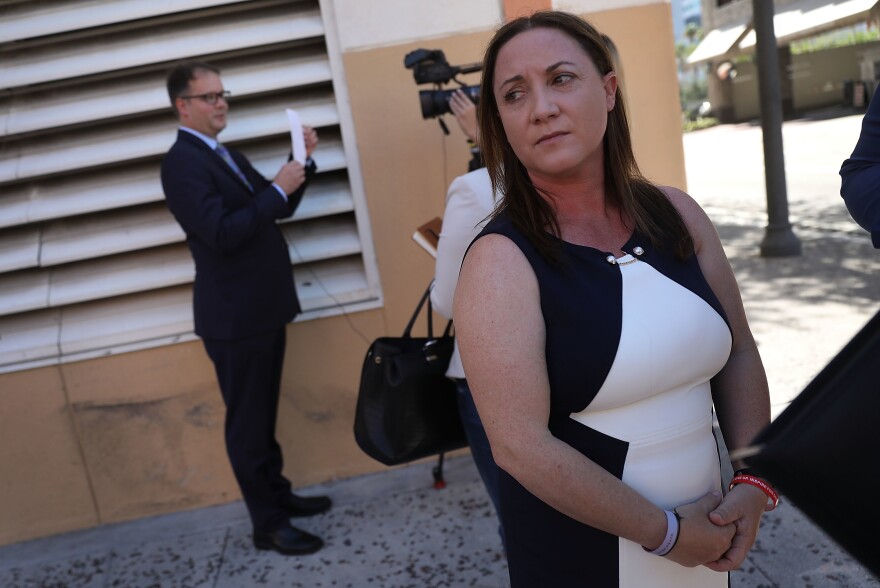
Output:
[0, 456, 508, 588]
[1, 112, 879, 587]
[689, 111, 880, 588]
[1, 451, 877, 587]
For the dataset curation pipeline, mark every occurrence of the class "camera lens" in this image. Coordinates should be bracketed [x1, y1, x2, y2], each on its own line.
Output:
[418, 85, 480, 119]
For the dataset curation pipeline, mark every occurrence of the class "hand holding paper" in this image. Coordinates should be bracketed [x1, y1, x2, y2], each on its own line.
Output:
[273, 161, 306, 195]
[286, 109, 308, 165]
[303, 126, 318, 157]
[277, 109, 318, 195]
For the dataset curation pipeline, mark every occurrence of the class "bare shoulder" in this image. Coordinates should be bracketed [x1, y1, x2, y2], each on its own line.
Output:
[457, 233, 538, 312]
[461, 234, 532, 283]
[658, 185, 717, 253]
[455, 232, 544, 373]
[659, 185, 708, 222]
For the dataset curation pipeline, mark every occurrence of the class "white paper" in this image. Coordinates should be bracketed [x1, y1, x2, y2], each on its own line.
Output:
[285, 108, 307, 165]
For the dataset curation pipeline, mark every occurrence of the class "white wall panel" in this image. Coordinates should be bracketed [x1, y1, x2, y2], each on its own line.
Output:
[292, 179, 354, 219]
[0, 172, 352, 280]
[0, 0, 381, 372]
[282, 217, 361, 263]
[251, 139, 348, 177]
[40, 206, 184, 267]
[329, 0, 501, 51]
[294, 256, 373, 310]
[0, 166, 161, 229]
[0, 7, 324, 89]
[58, 287, 196, 356]
[553, 0, 667, 13]
[0, 99, 339, 184]
[0, 53, 332, 137]
[0, 272, 50, 315]
[0, 253, 372, 373]
[0, 228, 40, 273]
[0, 309, 61, 369]
[47, 246, 193, 309]
[0, 0, 253, 44]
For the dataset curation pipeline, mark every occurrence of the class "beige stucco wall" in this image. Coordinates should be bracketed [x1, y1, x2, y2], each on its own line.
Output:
[0, 310, 389, 547]
[0, 0, 684, 547]
[721, 42, 874, 123]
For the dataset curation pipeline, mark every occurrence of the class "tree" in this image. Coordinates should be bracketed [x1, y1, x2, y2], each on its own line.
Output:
[677, 25, 708, 122]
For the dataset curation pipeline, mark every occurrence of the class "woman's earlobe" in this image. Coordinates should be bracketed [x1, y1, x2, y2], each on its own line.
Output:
[603, 73, 618, 111]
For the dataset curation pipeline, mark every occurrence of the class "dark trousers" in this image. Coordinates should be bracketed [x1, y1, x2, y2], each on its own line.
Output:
[203, 326, 291, 532]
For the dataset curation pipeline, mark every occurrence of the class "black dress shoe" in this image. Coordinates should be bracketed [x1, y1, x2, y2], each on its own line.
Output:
[253, 522, 324, 556]
[282, 492, 332, 517]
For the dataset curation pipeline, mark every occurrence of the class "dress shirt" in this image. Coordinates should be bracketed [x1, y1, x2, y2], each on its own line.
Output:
[178, 126, 289, 201]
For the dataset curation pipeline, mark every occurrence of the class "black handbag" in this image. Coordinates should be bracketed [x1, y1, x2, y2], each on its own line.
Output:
[354, 281, 467, 479]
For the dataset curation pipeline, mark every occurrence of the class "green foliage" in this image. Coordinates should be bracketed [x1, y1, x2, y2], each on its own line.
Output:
[683, 117, 720, 133]
[790, 28, 880, 55]
[680, 77, 708, 105]
[677, 26, 708, 120]
[684, 22, 702, 43]
[676, 39, 699, 62]
[676, 26, 703, 62]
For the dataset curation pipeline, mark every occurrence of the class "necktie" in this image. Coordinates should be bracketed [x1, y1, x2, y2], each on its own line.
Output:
[215, 143, 253, 192]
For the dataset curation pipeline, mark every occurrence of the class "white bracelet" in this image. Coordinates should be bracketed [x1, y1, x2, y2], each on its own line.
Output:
[643, 509, 680, 556]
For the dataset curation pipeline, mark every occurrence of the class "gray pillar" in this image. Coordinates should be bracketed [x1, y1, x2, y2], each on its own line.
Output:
[754, 0, 801, 257]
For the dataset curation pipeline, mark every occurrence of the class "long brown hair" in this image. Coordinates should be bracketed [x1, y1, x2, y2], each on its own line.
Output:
[478, 11, 693, 261]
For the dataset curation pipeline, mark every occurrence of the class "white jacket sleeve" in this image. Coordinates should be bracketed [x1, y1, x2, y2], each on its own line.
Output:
[431, 169, 495, 319]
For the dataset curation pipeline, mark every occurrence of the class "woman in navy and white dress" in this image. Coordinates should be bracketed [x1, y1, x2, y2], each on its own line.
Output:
[454, 11, 775, 588]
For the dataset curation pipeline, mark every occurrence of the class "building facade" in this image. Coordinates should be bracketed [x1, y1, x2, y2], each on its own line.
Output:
[0, 0, 686, 546]
[689, 0, 880, 121]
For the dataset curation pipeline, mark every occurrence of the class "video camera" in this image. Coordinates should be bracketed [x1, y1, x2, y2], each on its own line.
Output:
[404, 48, 481, 119]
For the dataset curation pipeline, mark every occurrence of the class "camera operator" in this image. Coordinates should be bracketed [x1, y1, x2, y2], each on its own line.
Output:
[404, 48, 483, 172]
[404, 46, 498, 543]
[448, 89, 484, 172]
[432, 94, 499, 545]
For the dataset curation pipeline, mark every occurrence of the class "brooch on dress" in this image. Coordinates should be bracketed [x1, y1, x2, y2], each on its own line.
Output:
[606, 246, 645, 266]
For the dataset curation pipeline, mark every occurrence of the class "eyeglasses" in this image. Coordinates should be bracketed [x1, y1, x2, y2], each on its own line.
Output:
[180, 90, 231, 105]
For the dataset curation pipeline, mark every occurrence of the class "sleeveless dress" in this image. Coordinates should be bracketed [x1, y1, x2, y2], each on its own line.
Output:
[476, 215, 732, 588]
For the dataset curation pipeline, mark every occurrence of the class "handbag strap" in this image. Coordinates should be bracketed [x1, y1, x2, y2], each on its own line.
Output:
[402, 280, 453, 339]
[441, 316, 453, 337]
[427, 290, 455, 338]
[402, 281, 433, 337]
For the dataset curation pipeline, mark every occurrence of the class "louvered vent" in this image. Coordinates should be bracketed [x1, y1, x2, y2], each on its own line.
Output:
[0, 0, 381, 372]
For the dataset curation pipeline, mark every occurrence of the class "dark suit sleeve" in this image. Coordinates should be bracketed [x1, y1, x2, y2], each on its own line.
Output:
[840, 92, 880, 248]
[161, 143, 291, 254]
[240, 151, 316, 218]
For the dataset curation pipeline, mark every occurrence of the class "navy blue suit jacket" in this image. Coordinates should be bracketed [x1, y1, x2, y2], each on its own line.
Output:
[840, 93, 880, 248]
[161, 130, 314, 339]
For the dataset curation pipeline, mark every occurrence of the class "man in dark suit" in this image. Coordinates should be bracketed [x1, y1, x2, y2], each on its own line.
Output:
[161, 61, 330, 556]
[841, 90, 880, 249]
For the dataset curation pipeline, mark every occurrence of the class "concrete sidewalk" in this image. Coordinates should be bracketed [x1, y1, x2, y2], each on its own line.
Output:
[0, 450, 877, 587]
[2, 114, 880, 587]
[0, 456, 508, 588]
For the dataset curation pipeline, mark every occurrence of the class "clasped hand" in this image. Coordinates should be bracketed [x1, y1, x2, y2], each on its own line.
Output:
[666, 485, 767, 571]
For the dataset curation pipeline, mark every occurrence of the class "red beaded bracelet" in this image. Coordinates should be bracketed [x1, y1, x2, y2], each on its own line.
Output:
[729, 473, 779, 511]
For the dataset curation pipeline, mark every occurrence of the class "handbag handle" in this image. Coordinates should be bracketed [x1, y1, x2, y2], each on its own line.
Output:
[402, 280, 452, 339]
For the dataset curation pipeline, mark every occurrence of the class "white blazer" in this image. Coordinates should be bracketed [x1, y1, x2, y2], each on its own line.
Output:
[430, 167, 496, 379]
